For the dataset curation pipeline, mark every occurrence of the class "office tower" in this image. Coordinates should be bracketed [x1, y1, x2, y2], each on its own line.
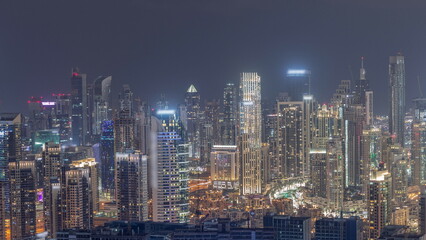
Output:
[200, 99, 220, 164]
[389, 146, 407, 206]
[303, 95, 316, 177]
[185, 84, 201, 159]
[0, 113, 22, 240]
[69, 158, 99, 212]
[285, 69, 311, 101]
[412, 121, 426, 186]
[115, 151, 148, 221]
[32, 129, 60, 153]
[27, 96, 51, 132]
[326, 137, 345, 211]
[71, 68, 88, 146]
[331, 80, 351, 106]
[276, 101, 304, 178]
[9, 161, 37, 239]
[310, 149, 327, 198]
[360, 128, 382, 195]
[53, 93, 72, 145]
[210, 145, 239, 190]
[344, 104, 365, 188]
[100, 120, 114, 193]
[267, 215, 311, 240]
[152, 109, 189, 223]
[239, 72, 262, 195]
[92, 76, 112, 137]
[313, 104, 334, 149]
[222, 83, 238, 145]
[114, 85, 138, 153]
[389, 54, 406, 145]
[368, 171, 391, 240]
[315, 217, 363, 240]
[42, 142, 63, 238]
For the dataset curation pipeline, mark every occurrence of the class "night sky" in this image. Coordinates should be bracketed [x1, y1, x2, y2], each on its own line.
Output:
[1, 1, 426, 114]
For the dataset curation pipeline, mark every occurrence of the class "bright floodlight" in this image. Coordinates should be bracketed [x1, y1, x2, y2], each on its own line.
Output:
[157, 109, 175, 115]
[287, 69, 309, 76]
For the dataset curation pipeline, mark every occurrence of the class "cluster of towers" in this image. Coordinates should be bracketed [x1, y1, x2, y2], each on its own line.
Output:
[1, 53, 426, 239]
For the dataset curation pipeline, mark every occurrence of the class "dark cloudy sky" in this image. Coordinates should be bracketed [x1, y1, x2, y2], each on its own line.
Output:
[1, 0, 426, 114]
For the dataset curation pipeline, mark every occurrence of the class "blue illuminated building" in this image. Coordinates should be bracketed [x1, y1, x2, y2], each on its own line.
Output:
[100, 120, 114, 193]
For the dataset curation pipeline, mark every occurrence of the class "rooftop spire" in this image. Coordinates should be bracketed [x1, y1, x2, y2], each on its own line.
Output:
[187, 84, 198, 93]
[360, 57, 366, 80]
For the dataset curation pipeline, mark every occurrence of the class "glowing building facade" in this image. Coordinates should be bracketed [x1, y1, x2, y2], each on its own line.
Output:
[239, 72, 262, 195]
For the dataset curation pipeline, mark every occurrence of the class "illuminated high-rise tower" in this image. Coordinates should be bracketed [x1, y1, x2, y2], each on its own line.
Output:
[389, 54, 406, 145]
[152, 109, 189, 223]
[185, 84, 201, 159]
[42, 142, 63, 238]
[100, 120, 114, 193]
[9, 160, 37, 239]
[71, 68, 88, 146]
[368, 171, 391, 240]
[239, 72, 262, 195]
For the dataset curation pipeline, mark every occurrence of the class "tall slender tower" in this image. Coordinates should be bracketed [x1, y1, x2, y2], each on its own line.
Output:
[222, 83, 238, 145]
[389, 54, 406, 145]
[71, 68, 88, 146]
[185, 84, 201, 159]
[239, 72, 262, 195]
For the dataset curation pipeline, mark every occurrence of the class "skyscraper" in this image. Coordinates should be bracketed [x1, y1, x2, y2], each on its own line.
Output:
[222, 83, 238, 145]
[276, 101, 304, 178]
[115, 151, 148, 221]
[100, 120, 115, 193]
[42, 142, 63, 238]
[368, 171, 391, 240]
[114, 85, 138, 153]
[315, 217, 363, 240]
[9, 160, 37, 239]
[185, 84, 201, 159]
[92, 76, 112, 138]
[71, 68, 88, 146]
[239, 72, 262, 195]
[53, 93, 72, 145]
[389, 54, 406, 145]
[152, 109, 189, 223]
[0, 113, 22, 240]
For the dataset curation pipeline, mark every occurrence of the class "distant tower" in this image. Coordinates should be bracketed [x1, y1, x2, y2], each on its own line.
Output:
[389, 54, 406, 145]
[222, 83, 238, 145]
[185, 84, 201, 159]
[92, 76, 112, 137]
[115, 151, 148, 221]
[71, 68, 88, 146]
[286, 69, 311, 101]
[114, 85, 138, 153]
[100, 120, 115, 194]
[239, 72, 262, 195]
